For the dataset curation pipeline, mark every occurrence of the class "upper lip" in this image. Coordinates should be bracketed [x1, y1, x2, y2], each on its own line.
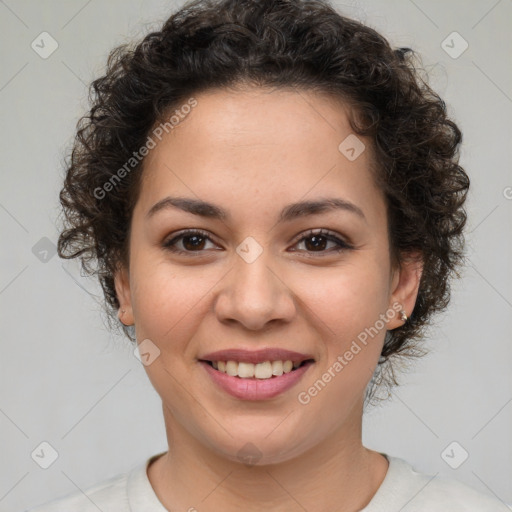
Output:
[199, 348, 315, 365]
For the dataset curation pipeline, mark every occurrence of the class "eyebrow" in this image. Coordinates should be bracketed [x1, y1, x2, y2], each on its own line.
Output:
[146, 196, 367, 223]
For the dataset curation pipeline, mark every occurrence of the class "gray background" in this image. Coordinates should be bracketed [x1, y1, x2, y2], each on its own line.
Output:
[1, 0, 511, 510]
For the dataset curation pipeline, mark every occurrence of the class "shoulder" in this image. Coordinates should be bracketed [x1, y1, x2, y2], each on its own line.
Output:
[364, 454, 507, 511]
[25, 453, 167, 512]
[25, 470, 131, 512]
[414, 472, 505, 510]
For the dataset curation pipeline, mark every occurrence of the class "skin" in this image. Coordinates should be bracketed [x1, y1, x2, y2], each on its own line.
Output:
[115, 85, 423, 511]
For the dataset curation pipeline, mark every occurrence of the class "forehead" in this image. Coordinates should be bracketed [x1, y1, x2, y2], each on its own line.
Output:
[136, 87, 385, 225]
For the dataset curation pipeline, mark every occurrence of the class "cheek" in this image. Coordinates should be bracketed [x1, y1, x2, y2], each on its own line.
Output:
[296, 270, 386, 423]
[289, 260, 390, 403]
[289, 260, 390, 334]
[130, 261, 219, 343]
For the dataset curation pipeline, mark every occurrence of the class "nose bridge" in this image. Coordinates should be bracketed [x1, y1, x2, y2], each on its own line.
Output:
[214, 236, 295, 330]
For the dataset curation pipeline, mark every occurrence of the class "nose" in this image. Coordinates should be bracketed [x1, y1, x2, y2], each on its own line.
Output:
[213, 244, 296, 331]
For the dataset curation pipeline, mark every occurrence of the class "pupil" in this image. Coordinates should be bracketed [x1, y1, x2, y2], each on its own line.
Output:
[306, 235, 326, 251]
[184, 235, 205, 250]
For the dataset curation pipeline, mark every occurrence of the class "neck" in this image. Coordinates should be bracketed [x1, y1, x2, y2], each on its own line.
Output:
[147, 401, 389, 512]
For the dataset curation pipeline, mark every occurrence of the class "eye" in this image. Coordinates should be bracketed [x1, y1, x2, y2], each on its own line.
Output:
[162, 228, 353, 256]
[290, 229, 353, 255]
[162, 229, 218, 255]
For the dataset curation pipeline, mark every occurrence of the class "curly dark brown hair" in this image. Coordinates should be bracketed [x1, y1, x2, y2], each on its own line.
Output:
[57, 0, 469, 403]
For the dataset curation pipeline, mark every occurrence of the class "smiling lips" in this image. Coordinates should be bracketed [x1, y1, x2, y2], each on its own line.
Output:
[199, 348, 314, 379]
[199, 347, 315, 400]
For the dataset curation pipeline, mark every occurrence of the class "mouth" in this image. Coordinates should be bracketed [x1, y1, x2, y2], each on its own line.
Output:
[198, 357, 315, 400]
[197, 348, 316, 399]
[199, 358, 315, 379]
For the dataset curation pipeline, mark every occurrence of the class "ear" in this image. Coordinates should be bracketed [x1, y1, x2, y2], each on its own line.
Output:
[114, 265, 134, 326]
[387, 251, 423, 330]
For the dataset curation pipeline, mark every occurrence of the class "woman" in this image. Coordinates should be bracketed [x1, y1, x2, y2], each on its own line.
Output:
[28, 0, 504, 510]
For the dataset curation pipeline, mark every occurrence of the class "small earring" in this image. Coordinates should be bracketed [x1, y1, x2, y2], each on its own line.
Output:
[399, 309, 408, 323]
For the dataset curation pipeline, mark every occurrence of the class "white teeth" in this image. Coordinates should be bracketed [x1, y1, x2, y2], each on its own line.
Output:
[272, 360, 284, 376]
[211, 360, 301, 379]
[254, 361, 272, 379]
[237, 362, 255, 378]
[226, 360, 238, 376]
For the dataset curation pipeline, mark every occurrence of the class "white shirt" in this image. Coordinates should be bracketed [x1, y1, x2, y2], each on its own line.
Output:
[26, 452, 506, 511]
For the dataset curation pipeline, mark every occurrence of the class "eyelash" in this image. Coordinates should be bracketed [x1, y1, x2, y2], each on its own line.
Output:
[162, 228, 353, 257]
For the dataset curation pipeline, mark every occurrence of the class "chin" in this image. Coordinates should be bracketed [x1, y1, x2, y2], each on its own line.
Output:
[206, 429, 315, 467]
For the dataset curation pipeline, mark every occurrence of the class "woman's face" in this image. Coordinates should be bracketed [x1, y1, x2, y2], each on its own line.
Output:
[116, 86, 421, 464]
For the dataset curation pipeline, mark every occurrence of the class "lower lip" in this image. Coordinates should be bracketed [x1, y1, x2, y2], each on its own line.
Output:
[199, 361, 314, 400]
